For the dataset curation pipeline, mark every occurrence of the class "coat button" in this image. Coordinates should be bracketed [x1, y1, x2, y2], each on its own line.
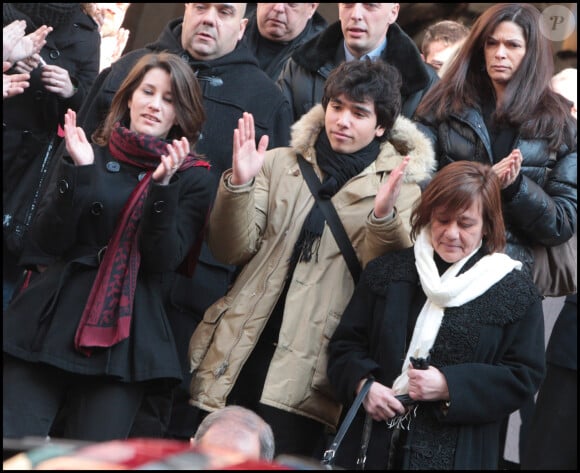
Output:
[90, 202, 103, 216]
[49, 50, 60, 60]
[57, 179, 69, 194]
[152, 201, 166, 213]
[138, 171, 147, 181]
[106, 161, 120, 172]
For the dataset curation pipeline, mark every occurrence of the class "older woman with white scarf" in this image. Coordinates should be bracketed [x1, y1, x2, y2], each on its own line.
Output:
[327, 160, 545, 470]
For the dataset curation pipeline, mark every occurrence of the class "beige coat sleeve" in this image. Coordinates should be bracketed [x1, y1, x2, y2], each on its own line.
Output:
[207, 169, 267, 266]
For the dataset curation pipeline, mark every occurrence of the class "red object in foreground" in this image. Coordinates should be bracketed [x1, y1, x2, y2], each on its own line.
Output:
[2, 438, 293, 470]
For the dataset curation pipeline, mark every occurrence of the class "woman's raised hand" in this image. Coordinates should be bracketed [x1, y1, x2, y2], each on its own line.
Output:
[153, 137, 190, 186]
[4, 23, 52, 64]
[230, 112, 269, 186]
[63, 109, 94, 166]
[3, 61, 29, 99]
[3, 20, 26, 62]
[493, 148, 522, 189]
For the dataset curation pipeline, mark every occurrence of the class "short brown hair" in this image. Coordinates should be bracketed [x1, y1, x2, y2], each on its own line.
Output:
[410, 161, 506, 253]
[421, 20, 470, 57]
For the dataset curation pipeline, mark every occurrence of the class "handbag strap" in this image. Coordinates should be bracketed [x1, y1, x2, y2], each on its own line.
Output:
[297, 154, 362, 284]
[356, 412, 373, 470]
[322, 377, 374, 467]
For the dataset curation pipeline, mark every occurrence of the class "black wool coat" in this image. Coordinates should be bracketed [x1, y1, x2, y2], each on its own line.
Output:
[242, 9, 327, 81]
[3, 6, 101, 259]
[327, 247, 545, 470]
[75, 18, 294, 321]
[3, 146, 213, 384]
[78, 18, 292, 177]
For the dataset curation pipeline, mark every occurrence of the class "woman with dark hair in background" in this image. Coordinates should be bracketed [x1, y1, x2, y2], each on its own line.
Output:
[414, 3, 576, 275]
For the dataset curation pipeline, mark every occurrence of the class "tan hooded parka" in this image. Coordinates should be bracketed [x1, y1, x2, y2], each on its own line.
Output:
[189, 105, 435, 429]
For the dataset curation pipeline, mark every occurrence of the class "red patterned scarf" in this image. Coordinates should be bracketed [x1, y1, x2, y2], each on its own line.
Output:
[74, 124, 210, 356]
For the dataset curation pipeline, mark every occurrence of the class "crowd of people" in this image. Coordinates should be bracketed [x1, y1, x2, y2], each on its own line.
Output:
[3, 3, 577, 470]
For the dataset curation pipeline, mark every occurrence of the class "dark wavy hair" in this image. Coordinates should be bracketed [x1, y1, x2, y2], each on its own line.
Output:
[93, 52, 206, 148]
[415, 3, 575, 151]
[322, 59, 402, 142]
[410, 161, 506, 254]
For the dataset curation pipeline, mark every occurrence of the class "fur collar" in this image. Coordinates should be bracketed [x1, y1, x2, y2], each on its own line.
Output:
[290, 105, 435, 184]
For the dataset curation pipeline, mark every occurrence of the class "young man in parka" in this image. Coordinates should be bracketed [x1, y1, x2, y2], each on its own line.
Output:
[188, 60, 436, 459]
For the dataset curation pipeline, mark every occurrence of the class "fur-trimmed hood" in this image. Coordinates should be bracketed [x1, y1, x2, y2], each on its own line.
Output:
[289, 104, 436, 184]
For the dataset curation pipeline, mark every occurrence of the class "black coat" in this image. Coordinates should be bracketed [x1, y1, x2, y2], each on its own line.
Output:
[242, 9, 327, 81]
[3, 146, 213, 383]
[415, 108, 577, 273]
[3, 5, 101, 259]
[78, 17, 292, 178]
[327, 248, 545, 470]
[277, 21, 440, 122]
[75, 17, 294, 316]
[546, 293, 577, 370]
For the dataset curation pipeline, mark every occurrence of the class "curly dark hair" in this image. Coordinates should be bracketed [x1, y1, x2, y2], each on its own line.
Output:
[322, 59, 402, 142]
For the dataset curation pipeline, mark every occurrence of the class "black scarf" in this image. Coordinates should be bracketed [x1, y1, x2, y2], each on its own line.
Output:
[289, 130, 380, 267]
[74, 124, 209, 356]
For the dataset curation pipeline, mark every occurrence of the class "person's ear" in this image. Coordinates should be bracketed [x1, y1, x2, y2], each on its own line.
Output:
[389, 3, 401, 24]
[309, 4, 320, 19]
[238, 17, 248, 40]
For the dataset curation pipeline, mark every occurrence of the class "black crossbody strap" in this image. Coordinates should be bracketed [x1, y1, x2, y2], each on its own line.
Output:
[297, 154, 361, 284]
[322, 377, 374, 467]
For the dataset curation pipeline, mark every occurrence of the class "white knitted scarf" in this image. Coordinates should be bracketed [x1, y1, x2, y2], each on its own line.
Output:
[391, 226, 521, 395]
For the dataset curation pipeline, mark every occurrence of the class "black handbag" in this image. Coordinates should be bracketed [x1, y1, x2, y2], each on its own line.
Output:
[297, 154, 361, 283]
[531, 230, 577, 297]
[322, 378, 374, 469]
